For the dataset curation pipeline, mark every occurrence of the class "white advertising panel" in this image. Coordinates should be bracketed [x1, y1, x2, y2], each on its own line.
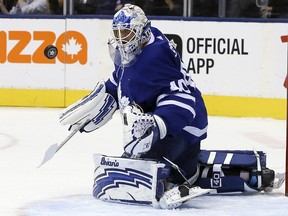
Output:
[0, 17, 287, 108]
[64, 18, 113, 90]
[154, 20, 287, 99]
[0, 18, 66, 89]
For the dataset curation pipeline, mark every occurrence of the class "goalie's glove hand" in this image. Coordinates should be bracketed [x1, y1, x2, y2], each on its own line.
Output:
[123, 106, 167, 158]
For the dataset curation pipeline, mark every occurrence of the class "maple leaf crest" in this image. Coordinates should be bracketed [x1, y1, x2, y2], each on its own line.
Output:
[62, 37, 82, 59]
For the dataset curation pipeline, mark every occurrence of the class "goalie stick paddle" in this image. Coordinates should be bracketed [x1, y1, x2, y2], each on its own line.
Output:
[38, 120, 89, 168]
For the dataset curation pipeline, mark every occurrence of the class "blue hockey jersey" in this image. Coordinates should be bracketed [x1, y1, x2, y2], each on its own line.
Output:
[105, 27, 208, 151]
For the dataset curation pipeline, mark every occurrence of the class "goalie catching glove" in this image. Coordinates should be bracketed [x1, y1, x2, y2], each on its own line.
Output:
[123, 105, 167, 158]
[59, 81, 117, 133]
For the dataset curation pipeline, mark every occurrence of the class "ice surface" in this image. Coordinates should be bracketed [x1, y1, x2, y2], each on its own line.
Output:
[0, 107, 287, 216]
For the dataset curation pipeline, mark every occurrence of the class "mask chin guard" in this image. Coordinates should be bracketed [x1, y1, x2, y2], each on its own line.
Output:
[108, 39, 138, 67]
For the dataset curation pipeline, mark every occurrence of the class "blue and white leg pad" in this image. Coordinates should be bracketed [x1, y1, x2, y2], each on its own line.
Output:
[93, 150, 275, 207]
[197, 150, 268, 193]
[93, 154, 171, 207]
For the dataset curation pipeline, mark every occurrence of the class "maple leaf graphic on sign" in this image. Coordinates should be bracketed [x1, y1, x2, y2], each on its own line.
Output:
[62, 37, 82, 59]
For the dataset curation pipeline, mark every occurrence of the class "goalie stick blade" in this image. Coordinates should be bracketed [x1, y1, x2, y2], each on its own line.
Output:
[37, 144, 59, 168]
[37, 120, 88, 168]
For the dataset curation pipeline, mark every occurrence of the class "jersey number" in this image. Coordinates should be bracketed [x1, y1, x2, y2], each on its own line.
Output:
[170, 79, 191, 93]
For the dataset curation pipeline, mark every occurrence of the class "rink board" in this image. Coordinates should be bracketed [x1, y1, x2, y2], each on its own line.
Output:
[0, 17, 287, 119]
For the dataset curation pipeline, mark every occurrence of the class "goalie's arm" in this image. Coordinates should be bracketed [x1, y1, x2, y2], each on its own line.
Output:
[59, 81, 118, 133]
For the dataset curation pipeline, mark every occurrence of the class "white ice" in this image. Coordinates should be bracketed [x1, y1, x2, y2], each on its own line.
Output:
[0, 107, 287, 216]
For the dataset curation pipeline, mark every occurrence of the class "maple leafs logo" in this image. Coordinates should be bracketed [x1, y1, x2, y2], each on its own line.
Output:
[62, 37, 82, 59]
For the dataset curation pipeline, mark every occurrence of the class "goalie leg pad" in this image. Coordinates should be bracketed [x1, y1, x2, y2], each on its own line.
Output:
[93, 154, 171, 207]
[197, 150, 275, 193]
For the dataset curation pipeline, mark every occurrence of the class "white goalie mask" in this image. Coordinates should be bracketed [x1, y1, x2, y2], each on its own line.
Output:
[108, 4, 151, 66]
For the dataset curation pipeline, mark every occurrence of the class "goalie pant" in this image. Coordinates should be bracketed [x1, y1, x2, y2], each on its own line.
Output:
[92, 149, 275, 207]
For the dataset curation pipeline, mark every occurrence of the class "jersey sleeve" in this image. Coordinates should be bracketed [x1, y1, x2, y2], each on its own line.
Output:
[140, 34, 207, 137]
[105, 66, 121, 104]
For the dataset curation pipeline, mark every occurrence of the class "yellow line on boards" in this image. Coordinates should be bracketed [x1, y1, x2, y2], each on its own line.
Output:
[0, 88, 285, 119]
[203, 95, 286, 120]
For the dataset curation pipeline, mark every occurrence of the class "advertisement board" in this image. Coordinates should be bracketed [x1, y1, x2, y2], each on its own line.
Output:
[0, 17, 286, 118]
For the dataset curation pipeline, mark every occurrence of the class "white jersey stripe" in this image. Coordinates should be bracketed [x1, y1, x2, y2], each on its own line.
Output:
[157, 93, 196, 104]
[158, 100, 196, 117]
[183, 125, 208, 137]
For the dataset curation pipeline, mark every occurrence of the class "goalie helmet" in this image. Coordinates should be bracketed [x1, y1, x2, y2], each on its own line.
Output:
[108, 4, 151, 66]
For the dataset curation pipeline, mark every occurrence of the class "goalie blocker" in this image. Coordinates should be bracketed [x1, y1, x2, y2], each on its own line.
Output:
[59, 81, 117, 133]
[93, 150, 282, 209]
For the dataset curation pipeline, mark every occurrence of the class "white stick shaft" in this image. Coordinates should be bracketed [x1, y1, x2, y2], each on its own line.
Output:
[38, 120, 89, 167]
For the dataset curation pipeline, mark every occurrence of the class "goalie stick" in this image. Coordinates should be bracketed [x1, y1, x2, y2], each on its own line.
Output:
[163, 157, 192, 185]
[38, 119, 90, 168]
